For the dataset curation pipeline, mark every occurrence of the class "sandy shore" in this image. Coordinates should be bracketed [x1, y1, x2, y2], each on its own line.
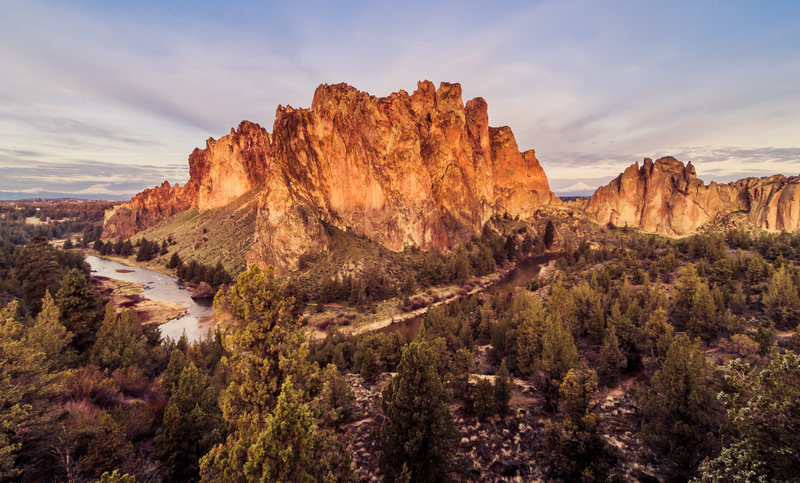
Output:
[93, 276, 187, 325]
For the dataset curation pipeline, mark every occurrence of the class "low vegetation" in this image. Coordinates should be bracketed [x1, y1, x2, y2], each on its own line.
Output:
[2, 199, 800, 481]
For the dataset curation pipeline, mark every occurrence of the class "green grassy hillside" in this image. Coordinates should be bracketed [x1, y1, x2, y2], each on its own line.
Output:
[134, 187, 260, 275]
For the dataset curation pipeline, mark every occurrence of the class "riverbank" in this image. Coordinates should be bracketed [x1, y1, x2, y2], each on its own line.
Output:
[93, 275, 187, 325]
[304, 253, 559, 341]
[86, 256, 217, 341]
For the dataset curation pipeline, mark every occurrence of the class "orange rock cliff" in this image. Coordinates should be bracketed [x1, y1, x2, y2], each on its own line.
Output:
[585, 156, 800, 235]
[103, 81, 559, 273]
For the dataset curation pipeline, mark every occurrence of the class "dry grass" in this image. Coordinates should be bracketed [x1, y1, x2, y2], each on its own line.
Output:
[131, 187, 261, 275]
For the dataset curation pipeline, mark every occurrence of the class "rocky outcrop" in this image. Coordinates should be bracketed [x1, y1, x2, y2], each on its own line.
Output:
[585, 156, 800, 235]
[103, 81, 558, 273]
[102, 181, 192, 239]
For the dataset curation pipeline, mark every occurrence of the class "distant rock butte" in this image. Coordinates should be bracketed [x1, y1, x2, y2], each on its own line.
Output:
[103, 81, 559, 273]
[585, 156, 800, 235]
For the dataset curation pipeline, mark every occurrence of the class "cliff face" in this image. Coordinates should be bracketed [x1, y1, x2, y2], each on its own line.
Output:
[585, 156, 800, 235]
[103, 81, 558, 273]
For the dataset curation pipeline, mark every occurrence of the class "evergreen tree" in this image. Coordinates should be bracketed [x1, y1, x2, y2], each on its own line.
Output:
[26, 290, 73, 369]
[166, 252, 182, 269]
[452, 250, 472, 283]
[543, 220, 556, 250]
[14, 236, 59, 313]
[643, 306, 674, 367]
[639, 335, 720, 478]
[570, 282, 604, 340]
[493, 360, 514, 417]
[90, 305, 148, 372]
[156, 362, 224, 481]
[380, 339, 457, 482]
[762, 264, 800, 328]
[672, 264, 717, 338]
[0, 301, 63, 479]
[161, 348, 187, 397]
[55, 268, 101, 352]
[540, 314, 579, 409]
[541, 367, 618, 481]
[598, 324, 626, 385]
[698, 350, 800, 482]
[317, 363, 357, 428]
[360, 347, 380, 384]
[513, 292, 546, 376]
[473, 379, 494, 421]
[449, 348, 474, 402]
[243, 379, 323, 482]
[200, 265, 326, 481]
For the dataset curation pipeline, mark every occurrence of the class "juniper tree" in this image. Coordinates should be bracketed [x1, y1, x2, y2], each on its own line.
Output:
[380, 338, 457, 482]
[541, 368, 617, 481]
[55, 268, 101, 352]
[200, 266, 352, 481]
[598, 324, 626, 385]
[156, 362, 223, 481]
[90, 305, 148, 372]
[493, 359, 514, 417]
[762, 264, 800, 328]
[639, 335, 720, 479]
[697, 350, 800, 482]
[26, 290, 73, 369]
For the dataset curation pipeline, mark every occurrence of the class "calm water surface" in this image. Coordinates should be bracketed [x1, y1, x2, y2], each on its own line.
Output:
[85, 256, 215, 341]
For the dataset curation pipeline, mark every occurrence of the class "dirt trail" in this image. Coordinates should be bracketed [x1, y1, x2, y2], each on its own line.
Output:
[601, 373, 639, 401]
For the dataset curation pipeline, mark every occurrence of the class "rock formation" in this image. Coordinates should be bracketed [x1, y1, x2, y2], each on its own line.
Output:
[585, 156, 800, 235]
[103, 81, 559, 273]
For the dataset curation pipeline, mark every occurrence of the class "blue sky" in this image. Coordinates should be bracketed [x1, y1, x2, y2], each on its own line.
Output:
[1, 0, 799, 198]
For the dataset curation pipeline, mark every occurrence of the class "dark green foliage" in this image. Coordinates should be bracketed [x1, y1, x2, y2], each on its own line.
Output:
[493, 360, 513, 417]
[200, 266, 353, 481]
[543, 220, 555, 250]
[541, 368, 618, 481]
[166, 251, 182, 269]
[598, 324, 626, 385]
[672, 264, 717, 339]
[639, 335, 720, 478]
[56, 268, 102, 352]
[539, 313, 579, 410]
[91, 304, 149, 372]
[135, 237, 159, 262]
[318, 364, 357, 428]
[0, 301, 65, 479]
[698, 350, 800, 482]
[156, 362, 223, 481]
[177, 259, 232, 286]
[380, 339, 457, 482]
[762, 264, 800, 328]
[14, 235, 60, 313]
[449, 348, 474, 402]
[473, 379, 494, 421]
[360, 347, 380, 384]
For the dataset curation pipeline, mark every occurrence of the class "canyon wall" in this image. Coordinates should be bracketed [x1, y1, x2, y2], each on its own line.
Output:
[103, 81, 558, 273]
[585, 156, 800, 235]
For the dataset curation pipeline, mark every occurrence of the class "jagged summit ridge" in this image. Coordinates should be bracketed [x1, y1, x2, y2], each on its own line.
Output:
[103, 81, 559, 273]
[585, 156, 800, 234]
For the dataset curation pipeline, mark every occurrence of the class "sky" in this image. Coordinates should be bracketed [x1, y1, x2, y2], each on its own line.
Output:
[1, 0, 799, 199]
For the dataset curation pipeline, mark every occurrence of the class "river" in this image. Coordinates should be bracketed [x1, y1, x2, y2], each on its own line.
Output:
[377, 253, 556, 339]
[85, 256, 215, 342]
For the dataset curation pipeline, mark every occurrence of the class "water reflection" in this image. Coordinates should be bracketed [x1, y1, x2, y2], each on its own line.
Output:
[85, 256, 215, 342]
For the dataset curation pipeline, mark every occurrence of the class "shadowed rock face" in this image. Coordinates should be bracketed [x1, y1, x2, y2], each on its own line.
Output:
[585, 156, 800, 235]
[103, 81, 558, 273]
